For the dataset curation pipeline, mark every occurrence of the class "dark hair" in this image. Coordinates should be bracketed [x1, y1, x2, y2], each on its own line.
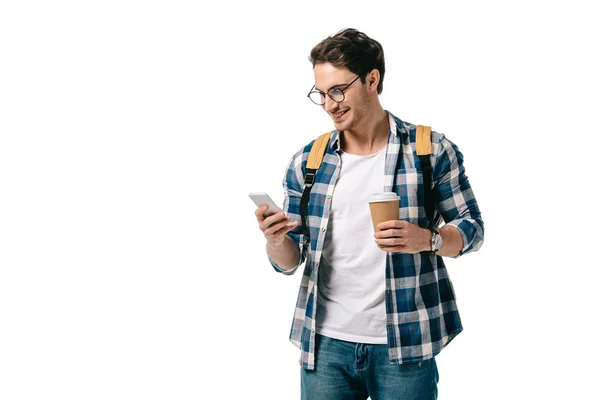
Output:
[309, 28, 385, 94]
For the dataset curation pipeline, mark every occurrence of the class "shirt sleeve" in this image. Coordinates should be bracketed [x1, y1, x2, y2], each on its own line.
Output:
[432, 135, 484, 257]
[269, 150, 308, 274]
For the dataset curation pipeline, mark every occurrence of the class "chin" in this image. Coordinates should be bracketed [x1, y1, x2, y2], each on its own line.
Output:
[337, 121, 354, 132]
[332, 121, 345, 131]
[332, 115, 352, 131]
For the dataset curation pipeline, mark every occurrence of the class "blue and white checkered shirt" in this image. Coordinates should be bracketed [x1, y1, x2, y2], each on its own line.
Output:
[270, 112, 484, 370]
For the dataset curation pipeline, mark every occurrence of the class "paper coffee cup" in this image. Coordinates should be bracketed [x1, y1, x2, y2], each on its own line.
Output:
[368, 192, 400, 232]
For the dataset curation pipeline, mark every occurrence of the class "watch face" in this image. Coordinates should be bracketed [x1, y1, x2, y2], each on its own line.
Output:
[433, 233, 443, 251]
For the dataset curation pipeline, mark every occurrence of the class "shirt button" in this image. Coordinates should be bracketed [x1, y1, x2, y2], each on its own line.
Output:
[321, 228, 326, 232]
[327, 195, 331, 199]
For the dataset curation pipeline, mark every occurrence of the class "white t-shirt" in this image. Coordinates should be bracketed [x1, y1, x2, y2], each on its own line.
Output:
[316, 144, 388, 344]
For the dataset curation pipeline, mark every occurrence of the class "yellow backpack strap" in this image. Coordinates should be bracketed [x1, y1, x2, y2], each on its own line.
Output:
[307, 131, 333, 170]
[299, 131, 333, 244]
[416, 125, 432, 156]
[415, 125, 436, 229]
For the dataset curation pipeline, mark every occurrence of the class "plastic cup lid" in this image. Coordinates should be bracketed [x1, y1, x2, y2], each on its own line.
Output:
[369, 192, 400, 202]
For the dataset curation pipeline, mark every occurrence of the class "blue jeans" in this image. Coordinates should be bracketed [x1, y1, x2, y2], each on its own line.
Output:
[301, 334, 439, 400]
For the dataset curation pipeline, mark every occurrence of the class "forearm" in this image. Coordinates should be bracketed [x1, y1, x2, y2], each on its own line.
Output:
[267, 235, 301, 271]
[432, 136, 484, 257]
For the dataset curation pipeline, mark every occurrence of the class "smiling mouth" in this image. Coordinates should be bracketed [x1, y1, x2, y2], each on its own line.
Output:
[333, 109, 348, 118]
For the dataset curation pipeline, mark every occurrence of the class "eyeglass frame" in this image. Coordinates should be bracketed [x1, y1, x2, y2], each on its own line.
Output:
[306, 74, 362, 105]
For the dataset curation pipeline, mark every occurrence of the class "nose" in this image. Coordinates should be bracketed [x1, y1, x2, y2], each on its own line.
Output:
[323, 95, 338, 113]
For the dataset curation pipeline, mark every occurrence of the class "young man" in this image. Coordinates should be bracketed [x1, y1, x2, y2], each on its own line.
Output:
[254, 28, 484, 400]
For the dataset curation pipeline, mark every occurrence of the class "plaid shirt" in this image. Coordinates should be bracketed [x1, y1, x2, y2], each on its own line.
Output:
[269, 112, 484, 370]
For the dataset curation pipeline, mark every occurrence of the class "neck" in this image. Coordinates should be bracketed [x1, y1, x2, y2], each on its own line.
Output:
[341, 105, 389, 155]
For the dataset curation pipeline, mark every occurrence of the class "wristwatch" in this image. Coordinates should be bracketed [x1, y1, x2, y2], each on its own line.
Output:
[429, 228, 443, 254]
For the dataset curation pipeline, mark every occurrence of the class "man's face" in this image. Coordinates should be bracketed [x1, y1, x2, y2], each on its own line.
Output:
[312, 63, 370, 132]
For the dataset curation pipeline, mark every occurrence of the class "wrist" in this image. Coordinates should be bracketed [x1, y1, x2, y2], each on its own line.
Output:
[429, 227, 443, 254]
[422, 227, 433, 252]
[266, 237, 286, 250]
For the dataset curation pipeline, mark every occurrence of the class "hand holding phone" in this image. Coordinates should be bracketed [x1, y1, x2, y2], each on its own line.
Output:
[249, 191, 297, 230]
[251, 192, 299, 262]
[248, 192, 284, 217]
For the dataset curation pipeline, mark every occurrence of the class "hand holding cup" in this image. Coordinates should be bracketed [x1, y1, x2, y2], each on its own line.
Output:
[369, 192, 430, 253]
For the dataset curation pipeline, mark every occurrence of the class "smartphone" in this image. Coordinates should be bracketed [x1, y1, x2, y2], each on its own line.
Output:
[248, 192, 284, 217]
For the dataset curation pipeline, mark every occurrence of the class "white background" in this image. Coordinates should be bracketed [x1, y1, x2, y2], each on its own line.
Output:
[1, 1, 598, 399]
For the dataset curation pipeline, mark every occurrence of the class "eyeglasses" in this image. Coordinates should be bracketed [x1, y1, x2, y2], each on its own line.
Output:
[307, 75, 361, 105]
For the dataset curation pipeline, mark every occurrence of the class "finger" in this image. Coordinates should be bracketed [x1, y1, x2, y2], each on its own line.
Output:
[271, 221, 299, 237]
[261, 212, 287, 229]
[378, 244, 397, 252]
[255, 205, 269, 220]
[376, 219, 402, 231]
[376, 237, 405, 247]
[375, 228, 404, 239]
[264, 211, 287, 225]
[267, 221, 297, 239]
[381, 247, 404, 253]
[375, 238, 398, 247]
[265, 217, 296, 236]
[396, 220, 410, 229]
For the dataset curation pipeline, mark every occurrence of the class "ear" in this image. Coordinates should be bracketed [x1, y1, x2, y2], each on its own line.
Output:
[366, 69, 380, 92]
